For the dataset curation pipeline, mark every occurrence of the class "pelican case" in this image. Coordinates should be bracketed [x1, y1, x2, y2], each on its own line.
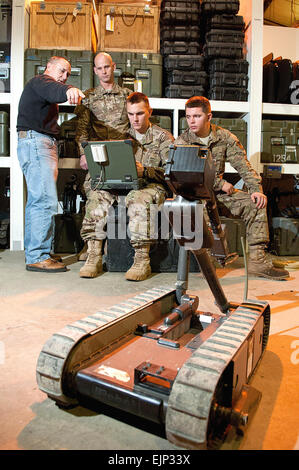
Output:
[208, 87, 248, 101]
[24, 48, 94, 91]
[261, 120, 299, 164]
[95, 51, 163, 98]
[0, 0, 12, 43]
[166, 70, 208, 87]
[164, 54, 205, 72]
[209, 72, 248, 88]
[161, 41, 200, 56]
[0, 43, 10, 92]
[208, 57, 249, 74]
[206, 14, 245, 30]
[218, 216, 246, 256]
[205, 29, 245, 45]
[160, 1, 200, 25]
[271, 217, 299, 255]
[0, 111, 9, 156]
[150, 114, 172, 133]
[201, 0, 240, 15]
[160, 25, 200, 42]
[165, 84, 206, 98]
[203, 42, 243, 59]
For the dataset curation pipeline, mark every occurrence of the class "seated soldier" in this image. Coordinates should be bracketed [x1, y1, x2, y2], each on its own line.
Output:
[175, 96, 289, 280]
[79, 91, 174, 281]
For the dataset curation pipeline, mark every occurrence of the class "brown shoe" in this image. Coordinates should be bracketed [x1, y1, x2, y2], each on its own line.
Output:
[26, 258, 67, 272]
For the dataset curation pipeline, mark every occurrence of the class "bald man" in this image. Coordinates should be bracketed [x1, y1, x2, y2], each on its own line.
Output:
[17, 56, 85, 272]
[75, 52, 132, 278]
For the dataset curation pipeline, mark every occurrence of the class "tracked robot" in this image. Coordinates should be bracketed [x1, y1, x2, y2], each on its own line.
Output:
[36, 145, 270, 449]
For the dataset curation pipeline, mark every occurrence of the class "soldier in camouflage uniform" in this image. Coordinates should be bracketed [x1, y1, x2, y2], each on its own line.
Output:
[175, 96, 289, 280]
[77, 87, 174, 280]
[124, 92, 174, 280]
[74, 52, 131, 278]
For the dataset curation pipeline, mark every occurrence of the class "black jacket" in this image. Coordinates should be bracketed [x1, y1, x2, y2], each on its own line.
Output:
[17, 74, 72, 136]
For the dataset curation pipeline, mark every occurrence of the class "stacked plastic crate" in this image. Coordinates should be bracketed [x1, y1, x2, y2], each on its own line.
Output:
[201, 0, 249, 101]
[160, 0, 208, 99]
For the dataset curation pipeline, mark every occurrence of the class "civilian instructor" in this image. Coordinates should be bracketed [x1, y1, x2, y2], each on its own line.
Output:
[17, 56, 85, 272]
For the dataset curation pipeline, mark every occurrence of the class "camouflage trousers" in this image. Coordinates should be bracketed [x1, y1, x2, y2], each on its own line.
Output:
[81, 176, 167, 246]
[216, 189, 269, 246]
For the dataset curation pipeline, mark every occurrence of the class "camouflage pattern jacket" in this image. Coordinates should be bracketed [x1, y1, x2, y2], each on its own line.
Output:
[75, 83, 131, 155]
[175, 124, 262, 193]
[127, 124, 174, 185]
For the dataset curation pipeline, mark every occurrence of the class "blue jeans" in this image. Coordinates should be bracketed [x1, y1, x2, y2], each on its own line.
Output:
[17, 130, 58, 265]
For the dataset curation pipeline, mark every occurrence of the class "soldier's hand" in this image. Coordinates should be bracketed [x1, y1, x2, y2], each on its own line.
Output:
[136, 161, 144, 178]
[222, 181, 234, 195]
[80, 154, 88, 170]
[66, 87, 85, 105]
[251, 192, 267, 209]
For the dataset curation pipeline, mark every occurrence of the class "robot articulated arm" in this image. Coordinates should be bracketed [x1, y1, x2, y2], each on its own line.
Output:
[163, 144, 237, 313]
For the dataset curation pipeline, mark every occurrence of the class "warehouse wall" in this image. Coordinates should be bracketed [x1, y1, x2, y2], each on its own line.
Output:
[263, 25, 299, 62]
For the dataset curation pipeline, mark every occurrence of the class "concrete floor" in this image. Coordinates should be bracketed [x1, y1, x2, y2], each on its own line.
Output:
[0, 249, 299, 451]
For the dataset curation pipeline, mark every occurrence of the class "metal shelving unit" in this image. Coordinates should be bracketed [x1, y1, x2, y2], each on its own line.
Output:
[1, 0, 298, 250]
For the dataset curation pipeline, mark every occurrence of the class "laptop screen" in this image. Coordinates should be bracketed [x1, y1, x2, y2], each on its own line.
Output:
[83, 139, 144, 191]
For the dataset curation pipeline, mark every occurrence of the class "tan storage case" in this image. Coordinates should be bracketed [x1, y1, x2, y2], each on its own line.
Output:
[98, 3, 160, 53]
[29, 1, 97, 52]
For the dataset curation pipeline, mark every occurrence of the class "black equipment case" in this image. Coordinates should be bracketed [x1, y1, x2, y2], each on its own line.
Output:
[161, 41, 200, 55]
[166, 70, 208, 86]
[164, 54, 205, 72]
[165, 84, 206, 98]
[208, 58, 249, 74]
[206, 14, 245, 30]
[201, 0, 240, 15]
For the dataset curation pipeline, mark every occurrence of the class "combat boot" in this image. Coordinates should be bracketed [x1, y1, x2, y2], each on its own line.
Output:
[79, 240, 103, 278]
[248, 244, 289, 280]
[77, 243, 88, 261]
[125, 245, 151, 281]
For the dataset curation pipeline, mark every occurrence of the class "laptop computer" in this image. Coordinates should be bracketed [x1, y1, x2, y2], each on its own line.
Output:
[82, 139, 145, 191]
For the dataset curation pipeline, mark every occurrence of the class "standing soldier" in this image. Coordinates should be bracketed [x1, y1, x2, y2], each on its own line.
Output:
[75, 52, 131, 277]
[176, 96, 289, 280]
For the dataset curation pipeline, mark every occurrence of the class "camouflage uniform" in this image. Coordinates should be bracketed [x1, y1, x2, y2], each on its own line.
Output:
[125, 124, 174, 246]
[80, 122, 174, 244]
[75, 83, 131, 241]
[175, 124, 269, 247]
[75, 82, 131, 154]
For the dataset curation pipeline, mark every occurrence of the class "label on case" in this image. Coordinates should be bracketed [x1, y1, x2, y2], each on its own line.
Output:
[106, 14, 114, 31]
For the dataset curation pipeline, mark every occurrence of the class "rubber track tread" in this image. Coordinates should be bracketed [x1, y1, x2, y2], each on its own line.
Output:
[36, 287, 174, 406]
[165, 301, 269, 450]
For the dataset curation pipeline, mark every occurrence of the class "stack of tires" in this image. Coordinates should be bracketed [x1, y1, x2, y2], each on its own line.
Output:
[201, 0, 249, 101]
[160, 0, 208, 99]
